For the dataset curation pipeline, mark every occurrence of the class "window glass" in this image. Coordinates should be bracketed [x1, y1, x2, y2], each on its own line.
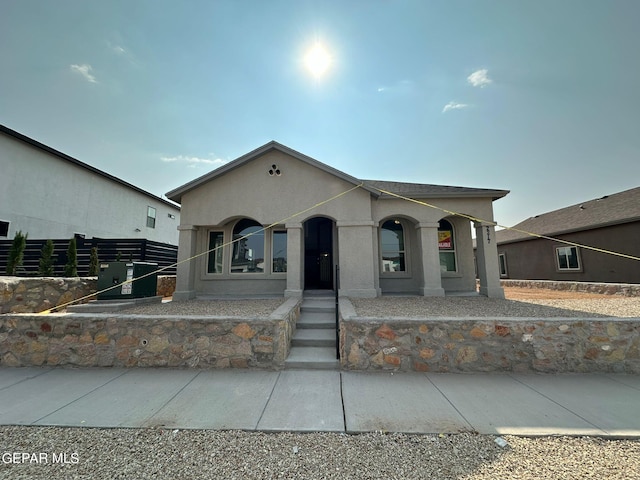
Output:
[438, 219, 456, 272]
[272, 230, 287, 272]
[231, 219, 264, 273]
[499, 253, 508, 277]
[0, 221, 10, 237]
[207, 232, 224, 273]
[380, 220, 405, 272]
[557, 246, 580, 270]
[146, 206, 156, 228]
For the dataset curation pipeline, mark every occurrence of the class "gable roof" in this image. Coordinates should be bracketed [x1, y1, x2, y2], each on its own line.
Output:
[1, 124, 180, 210]
[496, 186, 640, 244]
[166, 141, 379, 202]
[166, 140, 509, 203]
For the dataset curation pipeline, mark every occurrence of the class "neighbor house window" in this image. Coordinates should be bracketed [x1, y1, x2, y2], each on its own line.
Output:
[438, 219, 457, 272]
[272, 230, 287, 272]
[231, 219, 264, 273]
[207, 231, 224, 274]
[146, 206, 156, 228]
[380, 219, 406, 272]
[556, 246, 580, 271]
[498, 253, 508, 277]
[0, 221, 9, 238]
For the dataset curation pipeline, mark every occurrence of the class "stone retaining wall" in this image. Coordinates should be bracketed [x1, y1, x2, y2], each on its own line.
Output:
[340, 300, 640, 373]
[0, 298, 300, 369]
[500, 279, 640, 296]
[0, 277, 97, 314]
[0, 276, 177, 314]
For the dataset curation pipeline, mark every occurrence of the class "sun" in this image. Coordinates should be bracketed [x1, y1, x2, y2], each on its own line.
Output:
[304, 42, 332, 78]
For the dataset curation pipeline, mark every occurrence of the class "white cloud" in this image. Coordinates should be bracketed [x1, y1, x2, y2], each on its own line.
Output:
[161, 155, 227, 167]
[70, 64, 97, 83]
[376, 79, 413, 94]
[442, 101, 469, 113]
[467, 69, 492, 87]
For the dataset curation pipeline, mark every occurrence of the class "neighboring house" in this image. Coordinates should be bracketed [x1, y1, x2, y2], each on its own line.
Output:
[166, 141, 509, 299]
[0, 125, 180, 244]
[495, 187, 640, 284]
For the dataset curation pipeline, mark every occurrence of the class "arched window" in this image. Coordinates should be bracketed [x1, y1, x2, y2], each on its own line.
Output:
[380, 219, 406, 272]
[438, 219, 456, 272]
[231, 219, 264, 273]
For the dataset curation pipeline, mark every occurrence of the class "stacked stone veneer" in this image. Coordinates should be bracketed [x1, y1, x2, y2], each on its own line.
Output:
[340, 300, 640, 373]
[0, 298, 300, 369]
[500, 279, 640, 296]
[1, 276, 177, 314]
[0, 277, 97, 314]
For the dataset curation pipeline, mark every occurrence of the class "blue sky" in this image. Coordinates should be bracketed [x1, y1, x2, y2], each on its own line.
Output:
[2, 0, 639, 229]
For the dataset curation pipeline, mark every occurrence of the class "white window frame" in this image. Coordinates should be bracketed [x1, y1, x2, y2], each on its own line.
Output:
[498, 253, 508, 277]
[146, 206, 157, 229]
[555, 245, 581, 272]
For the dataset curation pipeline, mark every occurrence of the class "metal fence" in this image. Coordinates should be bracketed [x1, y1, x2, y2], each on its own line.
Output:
[0, 237, 178, 276]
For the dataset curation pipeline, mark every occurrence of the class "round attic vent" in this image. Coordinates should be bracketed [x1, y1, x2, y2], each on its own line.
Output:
[268, 164, 282, 176]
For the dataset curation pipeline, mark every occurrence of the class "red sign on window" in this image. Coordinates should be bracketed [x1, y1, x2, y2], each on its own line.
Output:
[438, 231, 452, 249]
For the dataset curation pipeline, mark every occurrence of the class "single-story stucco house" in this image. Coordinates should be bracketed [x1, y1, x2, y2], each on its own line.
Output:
[166, 142, 509, 300]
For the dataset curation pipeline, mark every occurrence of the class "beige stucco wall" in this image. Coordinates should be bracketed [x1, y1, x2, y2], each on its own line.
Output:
[178, 150, 376, 297]
[179, 151, 372, 226]
[174, 149, 502, 298]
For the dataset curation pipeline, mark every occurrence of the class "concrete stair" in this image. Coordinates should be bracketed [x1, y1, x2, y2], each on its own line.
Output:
[285, 295, 339, 370]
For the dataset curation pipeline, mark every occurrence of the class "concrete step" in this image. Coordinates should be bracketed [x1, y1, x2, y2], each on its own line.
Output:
[292, 329, 336, 347]
[284, 347, 340, 370]
[297, 312, 335, 329]
[301, 299, 336, 313]
[303, 290, 335, 298]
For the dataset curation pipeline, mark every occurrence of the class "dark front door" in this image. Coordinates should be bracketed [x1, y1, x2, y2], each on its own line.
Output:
[304, 217, 333, 290]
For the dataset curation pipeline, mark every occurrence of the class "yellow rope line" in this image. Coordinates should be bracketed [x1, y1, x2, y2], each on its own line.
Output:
[37, 183, 364, 314]
[370, 185, 640, 262]
[39, 179, 638, 314]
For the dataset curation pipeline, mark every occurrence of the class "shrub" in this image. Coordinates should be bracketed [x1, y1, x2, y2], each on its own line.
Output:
[38, 239, 55, 276]
[6, 230, 27, 275]
[88, 247, 99, 276]
[64, 237, 78, 277]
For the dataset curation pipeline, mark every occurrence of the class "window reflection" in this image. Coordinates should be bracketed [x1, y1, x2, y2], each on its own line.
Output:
[231, 219, 264, 273]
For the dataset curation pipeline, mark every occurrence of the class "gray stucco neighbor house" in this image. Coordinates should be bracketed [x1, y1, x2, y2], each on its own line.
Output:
[166, 142, 509, 299]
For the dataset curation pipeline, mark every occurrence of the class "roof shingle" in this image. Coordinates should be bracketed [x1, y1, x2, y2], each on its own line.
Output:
[496, 186, 640, 244]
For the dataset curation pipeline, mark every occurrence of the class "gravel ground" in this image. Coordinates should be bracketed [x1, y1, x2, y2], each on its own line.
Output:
[350, 296, 640, 318]
[122, 298, 287, 317]
[0, 427, 638, 480]
[117, 291, 640, 318]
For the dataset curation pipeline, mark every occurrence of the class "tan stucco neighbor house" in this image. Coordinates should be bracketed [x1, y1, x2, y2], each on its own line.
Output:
[166, 142, 509, 300]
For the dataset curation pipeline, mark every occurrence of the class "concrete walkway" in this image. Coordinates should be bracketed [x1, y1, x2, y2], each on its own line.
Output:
[1, 367, 639, 437]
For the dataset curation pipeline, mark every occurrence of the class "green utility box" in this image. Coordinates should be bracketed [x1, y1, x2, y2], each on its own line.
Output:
[97, 262, 158, 300]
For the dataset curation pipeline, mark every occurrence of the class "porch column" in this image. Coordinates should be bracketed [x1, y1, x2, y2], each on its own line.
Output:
[416, 223, 445, 296]
[284, 222, 303, 298]
[173, 225, 197, 301]
[336, 221, 380, 298]
[474, 222, 505, 298]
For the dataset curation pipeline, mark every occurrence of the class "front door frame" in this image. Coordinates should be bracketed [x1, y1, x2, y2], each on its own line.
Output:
[303, 216, 336, 291]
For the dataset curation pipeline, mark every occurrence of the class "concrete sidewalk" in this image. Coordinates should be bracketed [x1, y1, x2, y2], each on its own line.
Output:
[1, 367, 639, 437]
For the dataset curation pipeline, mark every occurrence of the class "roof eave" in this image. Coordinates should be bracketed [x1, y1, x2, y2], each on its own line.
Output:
[377, 190, 510, 201]
[497, 216, 640, 245]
